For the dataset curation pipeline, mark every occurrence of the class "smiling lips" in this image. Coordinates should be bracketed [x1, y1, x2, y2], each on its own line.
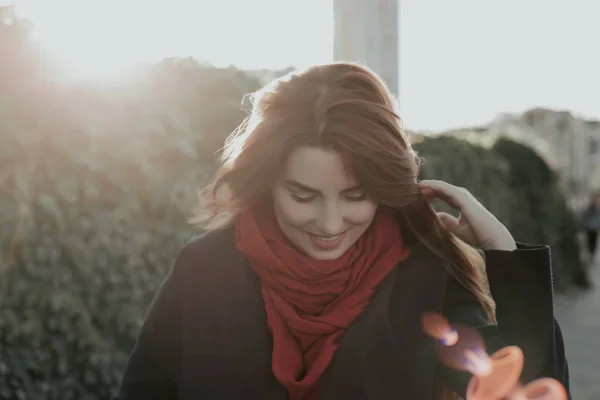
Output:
[308, 231, 347, 250]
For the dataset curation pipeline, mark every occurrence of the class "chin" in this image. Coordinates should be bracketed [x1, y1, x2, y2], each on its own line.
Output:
[305, 245, 350, 261]
[309, 252, 342, 261]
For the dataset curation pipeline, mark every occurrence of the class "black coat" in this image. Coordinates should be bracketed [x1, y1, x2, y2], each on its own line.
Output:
[116, 225, 571, 399]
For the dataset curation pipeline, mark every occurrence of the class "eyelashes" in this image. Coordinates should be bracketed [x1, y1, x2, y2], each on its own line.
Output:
[290, 194, 315, 203]
[290, 193, 368, 203]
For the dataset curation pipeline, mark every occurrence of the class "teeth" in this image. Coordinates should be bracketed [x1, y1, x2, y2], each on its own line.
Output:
[313, 234, 341, 242]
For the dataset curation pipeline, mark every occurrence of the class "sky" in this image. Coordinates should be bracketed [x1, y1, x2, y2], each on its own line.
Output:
[400, 0, 600, 131]
[15, 0, 600, 132]
[15, 0, 334, 72]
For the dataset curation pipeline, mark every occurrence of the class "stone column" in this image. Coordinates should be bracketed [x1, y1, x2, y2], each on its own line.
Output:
[333, 0, 398, 96]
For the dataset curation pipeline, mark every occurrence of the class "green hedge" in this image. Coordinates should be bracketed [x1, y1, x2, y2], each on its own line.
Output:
[1, 16, 263, 396]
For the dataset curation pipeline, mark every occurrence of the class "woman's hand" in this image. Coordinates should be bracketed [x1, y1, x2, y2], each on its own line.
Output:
[418, 180, 517, 251]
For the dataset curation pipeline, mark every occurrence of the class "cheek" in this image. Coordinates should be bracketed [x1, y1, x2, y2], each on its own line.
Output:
[345, 201, 378, 226]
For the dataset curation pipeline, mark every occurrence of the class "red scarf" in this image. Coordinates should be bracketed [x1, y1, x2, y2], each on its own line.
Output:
[235, 206, 410, 400]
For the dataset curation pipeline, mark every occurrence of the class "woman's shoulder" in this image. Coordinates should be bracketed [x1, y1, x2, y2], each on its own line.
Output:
[179, 224, 237, 257]
[171, 224, 245, 281]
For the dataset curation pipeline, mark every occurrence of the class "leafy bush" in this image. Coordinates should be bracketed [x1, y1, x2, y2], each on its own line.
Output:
[0, 72, 260, 398]
[0, 10, 261, 398]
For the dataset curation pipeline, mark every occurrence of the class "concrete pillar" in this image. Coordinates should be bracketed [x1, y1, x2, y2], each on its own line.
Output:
[333, 0, 399, 96]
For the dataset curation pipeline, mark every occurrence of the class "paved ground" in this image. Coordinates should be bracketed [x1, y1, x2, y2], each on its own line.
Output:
[555, 259, 600, 399]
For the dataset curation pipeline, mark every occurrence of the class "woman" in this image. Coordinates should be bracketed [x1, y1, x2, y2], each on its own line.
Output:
[582, 192, 600, 262]
[117, 62, 570, 399]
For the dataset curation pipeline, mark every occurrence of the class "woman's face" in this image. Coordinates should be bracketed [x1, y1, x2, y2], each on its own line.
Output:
[271, 146, 378, 260]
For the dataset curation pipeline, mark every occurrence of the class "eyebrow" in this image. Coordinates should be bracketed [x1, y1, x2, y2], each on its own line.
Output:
[283, 180, 363, 194]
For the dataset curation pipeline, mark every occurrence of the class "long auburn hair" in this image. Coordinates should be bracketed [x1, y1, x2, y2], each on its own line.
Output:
[195, 62, 495, 399]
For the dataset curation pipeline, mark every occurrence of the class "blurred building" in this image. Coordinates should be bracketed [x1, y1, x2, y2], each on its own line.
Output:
[488, 109, 600, 211]
[333, 0, 398, 95]
[443, 109, 600, 213]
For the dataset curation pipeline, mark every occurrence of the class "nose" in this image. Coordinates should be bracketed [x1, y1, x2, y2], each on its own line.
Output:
[315, 203, 345, 235]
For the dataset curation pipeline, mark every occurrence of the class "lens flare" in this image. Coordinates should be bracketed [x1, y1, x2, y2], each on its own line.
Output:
[510, 378, 569, 400]
[421, 312, 458, 346]
[421, 312, 568, 400]
[423, 316, 488, 373]
[462, 348, 492, 376]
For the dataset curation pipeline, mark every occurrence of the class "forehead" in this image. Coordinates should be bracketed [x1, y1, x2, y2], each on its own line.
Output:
[280, 146, 357, 189]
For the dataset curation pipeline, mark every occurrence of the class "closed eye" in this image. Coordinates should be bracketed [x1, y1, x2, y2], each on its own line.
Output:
[290, 193, 316, 203]
[344, 192, 368, 201]
[290, 192, 367, 203]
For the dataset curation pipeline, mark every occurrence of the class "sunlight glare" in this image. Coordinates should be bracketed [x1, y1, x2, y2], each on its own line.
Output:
[16, 2, 178, 81]
[15, 0, 333, 82]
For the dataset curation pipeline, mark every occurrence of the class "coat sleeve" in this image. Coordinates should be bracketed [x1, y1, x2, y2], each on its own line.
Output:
[115, 259, 182, 399]
[437, 243, 571, 399]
